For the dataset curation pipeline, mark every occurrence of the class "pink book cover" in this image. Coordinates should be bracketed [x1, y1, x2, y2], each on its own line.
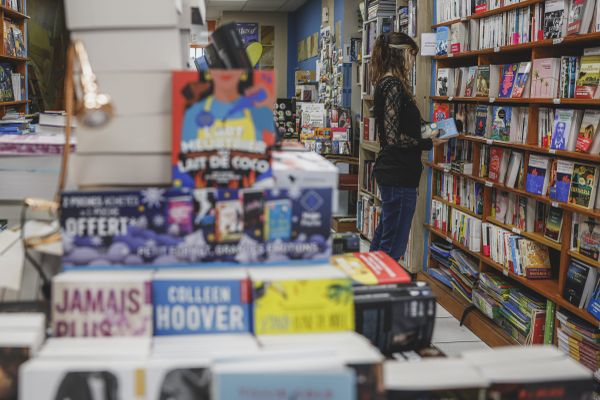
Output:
[531, 59, 559, 98]
[52, 279, 153, 337]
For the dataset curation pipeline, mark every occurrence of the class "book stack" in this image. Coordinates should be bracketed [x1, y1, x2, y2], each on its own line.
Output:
[63, 0, 184, 188]
[429, 241, 454, 289]
[556, 310, 600, 373]
[482, 222, 553, 279]
[473, 272, 512, 321]
[435, 0, 473, 25]
[450, 208, 482, 252]
[367, 0, 395, 20]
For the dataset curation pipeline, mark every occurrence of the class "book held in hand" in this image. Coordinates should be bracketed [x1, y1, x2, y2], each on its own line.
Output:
[430, 118, 459, 139]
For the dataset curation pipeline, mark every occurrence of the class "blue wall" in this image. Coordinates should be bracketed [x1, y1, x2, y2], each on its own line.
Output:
[287, 0, 322, 97]
[334, 0, 344, 43]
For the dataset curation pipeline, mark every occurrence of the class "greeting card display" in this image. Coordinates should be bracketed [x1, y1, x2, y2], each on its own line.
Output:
[172, 70, 277, 189]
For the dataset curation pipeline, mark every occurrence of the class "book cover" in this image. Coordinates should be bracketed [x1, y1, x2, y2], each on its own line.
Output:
[242, 189, 265, 241]
[216, 198, 244, 243]
[499, 64, 518, 98]
[252, 276, 354, 335]
[532, 58, 560, 98]
[544, 0, 567, 39]
[464, 66, 478, 97]
[564, 262, 591, 306]
[544, 206, 564, 242]
[0, 62, 13, 102]
[489, 147, 504, 182]
[491, 106, 512, 141]
[575, 55, 600, 99]
[475, 0, 488, 13]
[331, 251, 411, 285]
[264, 198, 292, 241]
[551, 109, 575, 150]
[10, 26, 24, 58]
[567, 0, 590, 35]
[433, 102, 450, 122]
[431, 118, 459, 139]
[436, 26, 449, 56]
[575, 110, 600, 153]
[436, 68, 451, 96]
[2, 19, 14, 57]
[152, 271, 252, 335]
[579, 218, 600, 261]
[475, 105, 489, 137]
[523, 241, 552, 279]
[51, 272, 153, 337]
[172, 70, 276, 189]
[476, 65, 490, 97]
[586, 282, 600, 320]
[526, 155, 550, 196]
[569, 163, 599, 208]
[548, 159, 574, 203]
[512, 62, 532, 98]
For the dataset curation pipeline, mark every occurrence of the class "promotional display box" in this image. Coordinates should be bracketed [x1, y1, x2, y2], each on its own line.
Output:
[249, 265, 355, 335]
[51, 271, 154, 337]
[152, 268, 252, 336]
[60, 171, 334, 269]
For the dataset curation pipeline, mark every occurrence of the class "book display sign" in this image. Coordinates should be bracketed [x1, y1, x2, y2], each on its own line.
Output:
[172, 70, 277, 189]
[60, 187, 332, 268]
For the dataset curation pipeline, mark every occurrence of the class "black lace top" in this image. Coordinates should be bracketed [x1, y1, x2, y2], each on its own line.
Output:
[373, 76, 432, 188]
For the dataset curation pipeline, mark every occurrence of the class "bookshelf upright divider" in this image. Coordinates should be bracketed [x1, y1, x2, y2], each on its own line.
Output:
[424, 0, 600, 347]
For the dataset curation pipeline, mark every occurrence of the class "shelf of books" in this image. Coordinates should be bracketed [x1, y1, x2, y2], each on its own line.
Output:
[427, 0, 600, 374]
[0, 0, 27, 115]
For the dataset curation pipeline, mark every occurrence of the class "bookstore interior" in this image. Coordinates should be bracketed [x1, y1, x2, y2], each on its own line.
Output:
[3, 0, 600, 398]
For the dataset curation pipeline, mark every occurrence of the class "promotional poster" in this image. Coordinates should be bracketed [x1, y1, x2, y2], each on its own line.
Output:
[172, 70, 277, 189]
[61, 187, 332, 268]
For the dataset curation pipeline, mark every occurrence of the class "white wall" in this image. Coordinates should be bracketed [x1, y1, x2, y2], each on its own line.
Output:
[219, 12, 288, 98]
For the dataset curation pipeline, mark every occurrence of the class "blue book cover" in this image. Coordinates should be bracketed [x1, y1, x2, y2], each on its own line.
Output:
[153, 277, 251, 335]
[436, 27, 449, 56]
[587, 283, 600, 320]
[525, 155, 549, 195]
[265, 199, 292, 241]
[214, 370, 355, 400]
[430, 118, 459, 139]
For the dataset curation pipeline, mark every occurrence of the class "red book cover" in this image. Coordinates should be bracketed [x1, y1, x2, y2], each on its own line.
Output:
[363, 117, 370, 141]
[530, 311, 547, 344]
[433, 102, 450, 122]
[488, 147, 503, 182]
[331, 251, 411, 285]
[172, 70, 276, 189]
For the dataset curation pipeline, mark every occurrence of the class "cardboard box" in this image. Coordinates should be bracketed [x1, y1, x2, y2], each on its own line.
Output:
[64, 0, 179, 30]
[72, 29, 183, 72]
[76, 114, 171, 154]
[96, 72, 172, 116]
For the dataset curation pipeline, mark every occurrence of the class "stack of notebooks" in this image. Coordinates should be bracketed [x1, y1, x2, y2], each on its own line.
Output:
[556, 310, 600, 374]
[429, 242, 479, 302]
[367, 0, 396, 19]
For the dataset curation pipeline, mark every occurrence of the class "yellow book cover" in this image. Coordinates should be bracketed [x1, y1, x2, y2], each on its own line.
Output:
[253, 278, 354, 335]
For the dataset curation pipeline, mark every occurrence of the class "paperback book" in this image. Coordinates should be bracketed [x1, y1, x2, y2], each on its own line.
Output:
[569, 163, 599, 209]
[575, 110, 600, 153]
[499, 64, 518, 98]
[575, 55, 600, 99]
[526, 155, 551, 196]
[548, 159, 574, 203]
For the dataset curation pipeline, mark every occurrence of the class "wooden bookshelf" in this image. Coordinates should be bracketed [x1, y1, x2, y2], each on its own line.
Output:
[418, 271, 519, 347]
[431, 96, 600, 107]
[0, 0, 29, 117]
[431, 0, 543, 29]
[432, 195, 482, 219]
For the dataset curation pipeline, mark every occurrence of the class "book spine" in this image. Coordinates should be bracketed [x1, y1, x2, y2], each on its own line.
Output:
[544, 300, 556, 344]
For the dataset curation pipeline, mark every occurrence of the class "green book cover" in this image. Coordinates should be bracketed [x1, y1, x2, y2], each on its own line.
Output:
[544, 300, 556, 345]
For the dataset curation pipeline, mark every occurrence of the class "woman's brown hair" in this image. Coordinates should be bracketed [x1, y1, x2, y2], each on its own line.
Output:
[370, 32, 419, 95]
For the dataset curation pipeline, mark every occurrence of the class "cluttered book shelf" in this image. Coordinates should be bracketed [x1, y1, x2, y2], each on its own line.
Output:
[427, 0, 600, 378]
[0, 0, 27, 115]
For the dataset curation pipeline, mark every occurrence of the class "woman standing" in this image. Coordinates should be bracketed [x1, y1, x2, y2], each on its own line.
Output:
[369, 32, 446, 260]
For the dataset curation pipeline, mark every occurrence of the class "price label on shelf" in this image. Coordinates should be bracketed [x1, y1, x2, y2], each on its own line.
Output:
[444, 167, 451, 173]
[485, 181, 494, 188]
[486, 139, 493, 145]
[448, 53, 454, 58]
[512, 227, 521, 235]
[494, 46, 500, 53]
[553, 98, 561, 105]
[553, 38, 563, 45]
[449, 96, 454, 101]
[503, 268, 509, 277]
[551, 202, 559, 208]
[549, 149, 556, 154]
[461, 17, 468, 22]
[445, 236, 453, 244]
[489, 98, 496, 103]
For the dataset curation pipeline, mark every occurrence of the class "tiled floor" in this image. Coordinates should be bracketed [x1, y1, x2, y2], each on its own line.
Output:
[359, 239, 489, 356]
[433, 303, 490, 356]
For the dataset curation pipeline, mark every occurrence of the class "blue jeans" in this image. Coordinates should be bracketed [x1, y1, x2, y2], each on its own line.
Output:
[370, 186, 417, 259]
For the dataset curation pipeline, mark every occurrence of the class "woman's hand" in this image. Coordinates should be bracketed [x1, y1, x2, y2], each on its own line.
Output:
[432, 138, 449, 147]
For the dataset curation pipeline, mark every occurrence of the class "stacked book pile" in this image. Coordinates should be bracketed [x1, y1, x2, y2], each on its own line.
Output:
[367, 0, 395, 20]
[556, 310, 600, 374]
[429, 242, 479, 302]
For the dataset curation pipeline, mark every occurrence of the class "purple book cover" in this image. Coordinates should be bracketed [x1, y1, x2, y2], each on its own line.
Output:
[499, 64, 518, 98]
[52, 275, 153, 337]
